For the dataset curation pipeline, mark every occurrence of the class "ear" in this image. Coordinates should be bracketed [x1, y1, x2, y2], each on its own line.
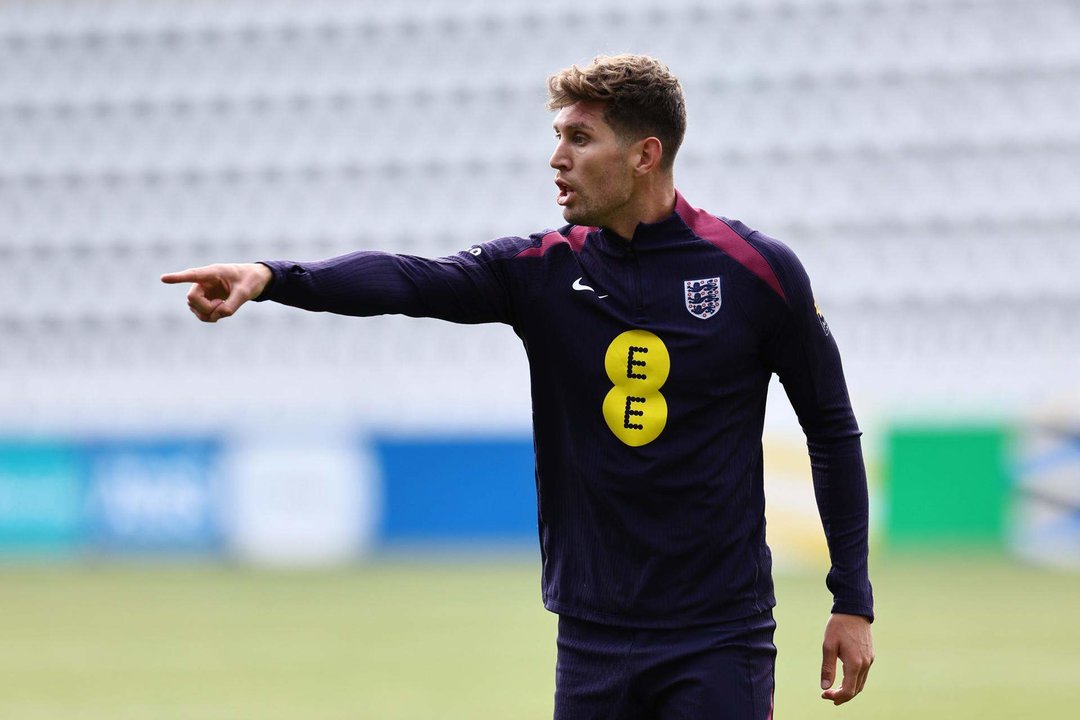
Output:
[631, 137, 664, 176]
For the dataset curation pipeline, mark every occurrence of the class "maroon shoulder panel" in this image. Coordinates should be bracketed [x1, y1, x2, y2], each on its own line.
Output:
[674, 192, 787, 302]
[515, 225, 593, 258]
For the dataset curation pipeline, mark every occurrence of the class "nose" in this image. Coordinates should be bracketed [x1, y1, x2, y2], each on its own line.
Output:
[549, 140, 569, 171]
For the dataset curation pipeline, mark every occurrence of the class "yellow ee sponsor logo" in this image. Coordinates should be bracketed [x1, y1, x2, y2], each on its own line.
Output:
[602, 330, 670, 447]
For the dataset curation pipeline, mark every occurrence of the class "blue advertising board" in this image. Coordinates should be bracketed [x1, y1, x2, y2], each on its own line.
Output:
[85, 439, 223, 554]
[0, 441, 85, 556]
[374, 436, 536, 545]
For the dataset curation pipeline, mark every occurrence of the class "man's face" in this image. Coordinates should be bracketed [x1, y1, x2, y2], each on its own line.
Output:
[550, 101, 636, 229]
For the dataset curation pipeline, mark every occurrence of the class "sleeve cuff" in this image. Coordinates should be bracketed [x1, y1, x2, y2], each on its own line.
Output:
[253, 261, 281, 302]
[831, 601, 874, 623]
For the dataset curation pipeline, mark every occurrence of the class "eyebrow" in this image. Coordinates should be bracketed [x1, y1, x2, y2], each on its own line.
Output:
[553, 120, 596, 134]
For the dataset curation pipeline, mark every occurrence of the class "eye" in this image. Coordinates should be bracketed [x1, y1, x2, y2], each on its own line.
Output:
[572, 133, 587, 145]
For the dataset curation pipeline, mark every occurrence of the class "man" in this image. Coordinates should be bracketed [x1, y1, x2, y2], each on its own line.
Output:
[163, 54, 874, 719]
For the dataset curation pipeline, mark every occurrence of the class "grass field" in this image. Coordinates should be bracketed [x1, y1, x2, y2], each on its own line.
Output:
[1, 555, 1078, 719]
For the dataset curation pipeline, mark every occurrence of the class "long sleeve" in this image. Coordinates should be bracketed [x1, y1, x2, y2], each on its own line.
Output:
[253, 235, 533, 326]
[754, 232, 875, 621]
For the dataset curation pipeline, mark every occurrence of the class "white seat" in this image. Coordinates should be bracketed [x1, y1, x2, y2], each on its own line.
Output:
[2, 0, 1080, 429]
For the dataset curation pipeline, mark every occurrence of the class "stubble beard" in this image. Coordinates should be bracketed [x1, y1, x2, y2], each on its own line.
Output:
[560, 191, 597, 227]
[561, 204, 591, 226]
[561, 186, 628, 230]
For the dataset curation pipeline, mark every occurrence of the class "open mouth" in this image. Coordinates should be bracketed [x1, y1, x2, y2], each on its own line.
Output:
[555, 178, 576, 207]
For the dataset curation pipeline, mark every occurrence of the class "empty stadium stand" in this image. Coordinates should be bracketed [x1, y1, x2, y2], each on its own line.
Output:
[1, 0, 1078, 432]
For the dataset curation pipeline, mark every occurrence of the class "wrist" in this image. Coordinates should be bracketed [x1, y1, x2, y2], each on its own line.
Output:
[250, 262, 273, 298]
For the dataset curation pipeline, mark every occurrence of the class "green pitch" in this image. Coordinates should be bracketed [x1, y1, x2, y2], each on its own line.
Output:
[0, 555, 1077, 719]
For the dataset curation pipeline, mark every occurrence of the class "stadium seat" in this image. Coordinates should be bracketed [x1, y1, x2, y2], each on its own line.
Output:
[2, 0, 1079, 429]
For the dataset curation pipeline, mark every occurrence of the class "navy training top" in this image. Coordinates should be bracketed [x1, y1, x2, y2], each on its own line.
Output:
[257, 190, 874, 628]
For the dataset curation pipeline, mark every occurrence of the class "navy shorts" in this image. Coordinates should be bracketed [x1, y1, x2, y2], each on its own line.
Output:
[553, 610, 776, 720]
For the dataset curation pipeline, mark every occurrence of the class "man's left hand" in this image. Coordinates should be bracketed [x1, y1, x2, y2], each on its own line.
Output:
[820, 613, 874, 705]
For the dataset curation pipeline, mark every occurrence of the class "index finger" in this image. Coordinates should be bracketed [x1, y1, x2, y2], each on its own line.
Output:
[822, 661, 859, 705]
[161, 268, 207, 284]
[838, 661, 859, 703]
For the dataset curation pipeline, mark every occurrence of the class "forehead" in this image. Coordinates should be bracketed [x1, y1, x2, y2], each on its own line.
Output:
[552, 101, 614, 134]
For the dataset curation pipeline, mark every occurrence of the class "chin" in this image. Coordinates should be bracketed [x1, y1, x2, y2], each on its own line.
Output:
[562, 205, 594, 227]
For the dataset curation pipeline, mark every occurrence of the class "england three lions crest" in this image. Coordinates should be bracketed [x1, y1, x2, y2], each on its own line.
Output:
[684, 277, 721, 319]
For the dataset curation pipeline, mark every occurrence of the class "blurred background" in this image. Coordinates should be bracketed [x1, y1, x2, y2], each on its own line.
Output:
[1, 0, 1078, 718]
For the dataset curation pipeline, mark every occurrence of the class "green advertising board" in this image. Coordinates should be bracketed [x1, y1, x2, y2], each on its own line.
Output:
[884, 424, 1011, 551]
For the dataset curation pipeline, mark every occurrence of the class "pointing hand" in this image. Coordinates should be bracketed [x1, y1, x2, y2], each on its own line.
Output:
[160, 263, 272, 322]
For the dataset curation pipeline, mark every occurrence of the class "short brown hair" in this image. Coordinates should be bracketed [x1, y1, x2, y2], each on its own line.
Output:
[547, 54, 687, 170]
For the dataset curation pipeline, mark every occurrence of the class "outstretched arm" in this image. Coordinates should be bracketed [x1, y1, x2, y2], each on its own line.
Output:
[254, 250, 514, 323]
[160, 262, 272, 323]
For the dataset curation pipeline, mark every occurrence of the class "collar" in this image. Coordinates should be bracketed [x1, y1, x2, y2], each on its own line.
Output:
[593, 189, 697, 254]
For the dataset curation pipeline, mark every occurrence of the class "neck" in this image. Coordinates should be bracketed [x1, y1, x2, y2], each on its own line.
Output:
[606, 179, 677, 241]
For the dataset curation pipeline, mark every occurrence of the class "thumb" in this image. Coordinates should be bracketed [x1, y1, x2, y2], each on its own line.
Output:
[208, 281, 258, 321]
[821, 641, 838, 690]
[208, 294, 243, 321]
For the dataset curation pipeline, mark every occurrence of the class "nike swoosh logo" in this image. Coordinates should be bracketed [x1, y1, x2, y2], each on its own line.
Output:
[572, 277, 608, 299]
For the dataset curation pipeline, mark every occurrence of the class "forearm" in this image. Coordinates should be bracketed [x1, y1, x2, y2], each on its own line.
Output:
[808, 432, 874, 620]
[257, 252, 428, 316]
[256, 250, 511, 324]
